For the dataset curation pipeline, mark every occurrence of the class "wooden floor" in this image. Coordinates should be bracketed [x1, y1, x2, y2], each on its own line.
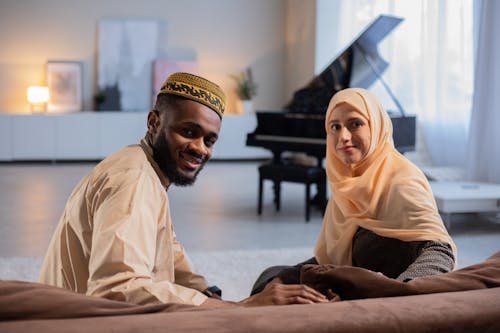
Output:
[0, 161, 499, 267]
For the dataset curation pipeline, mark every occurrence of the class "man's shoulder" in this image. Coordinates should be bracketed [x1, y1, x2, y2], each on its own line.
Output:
[92, 144, 158, 182]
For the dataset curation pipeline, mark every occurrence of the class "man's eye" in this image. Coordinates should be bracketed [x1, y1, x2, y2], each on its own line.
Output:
[182, 129, 195, 137]
[205, 137, 217, 147]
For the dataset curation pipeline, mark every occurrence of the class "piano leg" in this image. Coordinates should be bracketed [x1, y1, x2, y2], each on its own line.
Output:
[273, 180, 281, 211]
[258, 175, 263, 215]
[305, 183, 310, 222]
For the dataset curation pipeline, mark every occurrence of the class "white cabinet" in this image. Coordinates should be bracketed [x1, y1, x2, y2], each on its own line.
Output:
[0, 112, 270, 161]
[56, 113, 100, 159]
[98, 112, 146, 157]
[12, 114, 57, 160]
[0, 115, 12, 160]
[213, 114, 270, 159]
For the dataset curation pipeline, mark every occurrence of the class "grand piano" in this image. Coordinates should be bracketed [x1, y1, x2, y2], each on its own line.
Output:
[246, 15, 416, 217]
[246, 15, 416, 167]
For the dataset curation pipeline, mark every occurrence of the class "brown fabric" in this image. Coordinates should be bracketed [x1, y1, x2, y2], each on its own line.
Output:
[0, 280, 197, 320]
[2, 254, 500, 332]
[1, 281, 499, 333]
[301, 251, 500, 300]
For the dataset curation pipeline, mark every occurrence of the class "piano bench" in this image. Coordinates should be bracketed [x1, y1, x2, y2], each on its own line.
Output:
[258, 162, 326, 222]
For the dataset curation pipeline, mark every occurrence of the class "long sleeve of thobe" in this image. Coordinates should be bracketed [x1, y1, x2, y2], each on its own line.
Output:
[85, 168, 208, 305]
[171, 230, 209, 290]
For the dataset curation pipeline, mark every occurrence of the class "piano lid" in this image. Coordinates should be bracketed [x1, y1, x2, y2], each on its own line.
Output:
[286, 15, 403, 114]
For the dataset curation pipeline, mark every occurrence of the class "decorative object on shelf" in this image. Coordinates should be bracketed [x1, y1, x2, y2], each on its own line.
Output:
[93, 92, 107, 111]
[98, 18, 162, 112]
[231, 67, 257, 114]
[46, 61, 82, 113]
[26, 86, 49, 113]
[241, 100, 254, 114]
[94, 84, 121, 111]
[231, 67, 257, 100]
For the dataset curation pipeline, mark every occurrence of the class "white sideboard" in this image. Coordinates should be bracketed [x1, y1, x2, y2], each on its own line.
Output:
[0, 112, 271, 161]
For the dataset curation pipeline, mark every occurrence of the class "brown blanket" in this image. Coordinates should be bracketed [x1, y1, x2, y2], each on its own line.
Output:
[1, 252, 500, 332]
[1, 284, 499, 333]
[0, 280, 195, 320]
[301, 251, 500, 300]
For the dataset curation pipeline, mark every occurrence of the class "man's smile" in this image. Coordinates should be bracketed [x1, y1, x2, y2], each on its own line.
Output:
[179, 151, 204, 170]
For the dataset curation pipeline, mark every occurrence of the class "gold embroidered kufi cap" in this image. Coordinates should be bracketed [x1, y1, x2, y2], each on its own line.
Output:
[159, 72, 226, 118]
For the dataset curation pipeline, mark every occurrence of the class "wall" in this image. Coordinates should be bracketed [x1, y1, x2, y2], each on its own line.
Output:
[284, 0, 316, 103]
[0, 0, 290, 114]
[315, 0, 342, 74]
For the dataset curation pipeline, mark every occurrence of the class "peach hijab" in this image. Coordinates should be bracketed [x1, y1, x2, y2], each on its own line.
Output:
[314, 88, 456, 265]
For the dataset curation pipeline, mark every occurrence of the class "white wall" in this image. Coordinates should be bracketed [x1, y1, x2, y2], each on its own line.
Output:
[315, 0, 342, 74]
[284, 0, 316, 103]
[0, 0, 289, 114]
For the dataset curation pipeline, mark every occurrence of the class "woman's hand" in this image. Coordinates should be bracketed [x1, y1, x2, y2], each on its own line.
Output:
[240, 278, 328, 306]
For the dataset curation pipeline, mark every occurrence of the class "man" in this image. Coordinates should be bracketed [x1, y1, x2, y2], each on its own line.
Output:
[39, 72, 326, 308]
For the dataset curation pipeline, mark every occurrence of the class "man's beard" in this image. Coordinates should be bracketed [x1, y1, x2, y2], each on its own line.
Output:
[151, 134, 206, 186]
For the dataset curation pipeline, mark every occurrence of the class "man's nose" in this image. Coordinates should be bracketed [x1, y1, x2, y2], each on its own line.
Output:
[189, 137, 208, 156]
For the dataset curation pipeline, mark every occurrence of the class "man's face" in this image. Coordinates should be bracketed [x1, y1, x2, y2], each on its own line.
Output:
[148, 98, 221, 186]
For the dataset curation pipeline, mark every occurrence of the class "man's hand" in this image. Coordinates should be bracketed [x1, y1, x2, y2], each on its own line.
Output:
[240, 277, 328, 306]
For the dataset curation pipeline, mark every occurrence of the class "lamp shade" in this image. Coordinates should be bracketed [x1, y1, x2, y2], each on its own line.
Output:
[27, 86, 49, 104]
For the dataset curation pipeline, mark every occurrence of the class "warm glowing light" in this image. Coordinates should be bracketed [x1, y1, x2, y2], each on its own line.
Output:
[27, 86, 49, 112]
[27, 86, 49, 103]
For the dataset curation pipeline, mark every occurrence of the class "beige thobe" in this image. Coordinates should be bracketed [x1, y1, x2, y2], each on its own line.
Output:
[39, 140, 208, 305]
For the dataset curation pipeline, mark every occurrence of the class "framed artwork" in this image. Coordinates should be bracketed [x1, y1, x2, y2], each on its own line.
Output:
[46, 61, 83, 112]
[98, 18, 161, 111]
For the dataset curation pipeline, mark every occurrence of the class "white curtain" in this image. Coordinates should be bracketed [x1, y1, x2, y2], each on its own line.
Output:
[465, 0, 500, 183]
[330, 0, 474, 167]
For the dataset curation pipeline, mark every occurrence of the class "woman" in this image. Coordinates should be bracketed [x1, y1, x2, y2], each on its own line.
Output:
[252, 88, 455, 294]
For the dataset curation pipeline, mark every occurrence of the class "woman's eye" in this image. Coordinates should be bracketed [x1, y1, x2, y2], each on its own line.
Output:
[331, 124, 341, 131]
[351, 121, 363, 129]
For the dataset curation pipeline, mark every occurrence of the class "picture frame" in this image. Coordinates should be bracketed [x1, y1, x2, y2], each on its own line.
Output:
[46, 61, 82, 112]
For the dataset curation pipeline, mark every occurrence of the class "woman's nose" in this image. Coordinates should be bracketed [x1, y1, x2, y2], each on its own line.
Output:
[339, 127, 351, 141]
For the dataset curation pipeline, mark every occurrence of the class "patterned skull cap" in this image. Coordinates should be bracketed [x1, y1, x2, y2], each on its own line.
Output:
[159, 72, 226, 118]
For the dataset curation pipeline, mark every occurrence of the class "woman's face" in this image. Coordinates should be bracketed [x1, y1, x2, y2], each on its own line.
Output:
[327, 103, 371, 166]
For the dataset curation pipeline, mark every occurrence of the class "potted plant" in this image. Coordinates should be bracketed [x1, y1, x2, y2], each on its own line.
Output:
[231, 67, 257, 114]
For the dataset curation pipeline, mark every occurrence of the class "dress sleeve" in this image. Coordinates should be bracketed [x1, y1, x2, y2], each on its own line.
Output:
[172, 229, 209, 291]
[86, 170, 207, 305]
[396, 241, 455, 282]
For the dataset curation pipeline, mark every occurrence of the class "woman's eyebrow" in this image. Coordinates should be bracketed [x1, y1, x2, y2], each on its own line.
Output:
[347, 117, 365, 122]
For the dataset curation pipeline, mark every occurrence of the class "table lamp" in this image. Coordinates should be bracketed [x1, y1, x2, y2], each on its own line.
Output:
[27, 86, 49, 113]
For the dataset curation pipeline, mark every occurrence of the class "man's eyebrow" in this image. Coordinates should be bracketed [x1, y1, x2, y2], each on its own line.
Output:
[181, 121, 219, 138]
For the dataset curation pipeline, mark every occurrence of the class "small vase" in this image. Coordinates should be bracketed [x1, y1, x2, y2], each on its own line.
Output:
[241, 99, 254, 114]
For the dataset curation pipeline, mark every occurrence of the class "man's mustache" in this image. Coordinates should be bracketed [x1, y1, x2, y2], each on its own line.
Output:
[184, 149, 208, 164]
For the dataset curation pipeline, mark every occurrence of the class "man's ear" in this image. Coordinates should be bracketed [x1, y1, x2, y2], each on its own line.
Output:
[147, 110, 160, 134]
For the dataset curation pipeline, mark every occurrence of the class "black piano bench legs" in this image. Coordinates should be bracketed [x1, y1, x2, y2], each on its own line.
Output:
[257, 162, 326, 222]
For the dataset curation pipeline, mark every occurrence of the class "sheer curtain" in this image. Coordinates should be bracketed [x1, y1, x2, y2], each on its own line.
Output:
[465, 0, 500, 183]
[328, 0, 474, 167]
